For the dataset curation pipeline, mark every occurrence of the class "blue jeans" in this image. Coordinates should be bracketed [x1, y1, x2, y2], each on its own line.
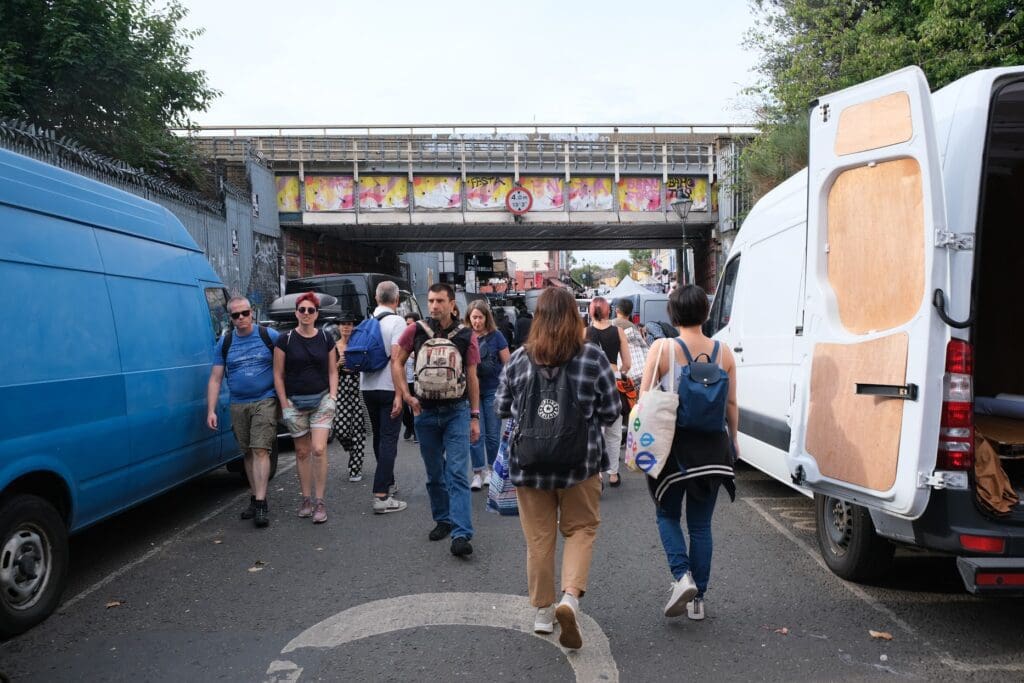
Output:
[655, 484, 718, 596]
[470, 391, 501, 470]
[415, 400, 474, 540]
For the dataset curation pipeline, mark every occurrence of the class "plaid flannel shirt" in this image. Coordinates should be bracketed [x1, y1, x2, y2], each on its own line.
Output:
[496, 344, 621, 490]
[622, 326, 649, 384]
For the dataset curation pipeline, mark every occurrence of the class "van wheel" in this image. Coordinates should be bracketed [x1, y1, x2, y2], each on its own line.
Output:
[815, 493, 894, 582]
[0, 495, 69, 638]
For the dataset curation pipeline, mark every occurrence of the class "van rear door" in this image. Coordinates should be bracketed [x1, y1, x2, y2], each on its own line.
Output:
[788, 66, 949, 519]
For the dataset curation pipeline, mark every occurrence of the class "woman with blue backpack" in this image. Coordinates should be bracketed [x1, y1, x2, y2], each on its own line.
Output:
[465, 300, 511, 490]
[638, 284, 738, 622]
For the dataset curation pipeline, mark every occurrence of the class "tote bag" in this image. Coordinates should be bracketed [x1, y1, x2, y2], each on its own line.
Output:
[624, 340, 679, 479]
[486, 419, 519, 516]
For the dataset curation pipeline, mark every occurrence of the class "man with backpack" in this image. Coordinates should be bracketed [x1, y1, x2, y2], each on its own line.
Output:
[350, 281, 408, 514]
[391, 283, 481, 557]
[206, 296, 280, 528]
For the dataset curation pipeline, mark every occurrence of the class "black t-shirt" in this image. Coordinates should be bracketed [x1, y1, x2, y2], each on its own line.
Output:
[586, 325, 621, 366]
[275, 328, 333, 396]
[412, 319, 475, 408]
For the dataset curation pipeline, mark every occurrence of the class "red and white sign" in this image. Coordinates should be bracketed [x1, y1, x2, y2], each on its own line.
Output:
[506, 186, 533, 215]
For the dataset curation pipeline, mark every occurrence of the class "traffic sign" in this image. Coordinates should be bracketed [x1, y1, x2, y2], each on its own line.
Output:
[506, 186, 532, 215]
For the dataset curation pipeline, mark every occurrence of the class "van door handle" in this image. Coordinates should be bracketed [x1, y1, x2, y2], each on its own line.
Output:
[733, 346, 743, 353]
[855, 383, 919, 401]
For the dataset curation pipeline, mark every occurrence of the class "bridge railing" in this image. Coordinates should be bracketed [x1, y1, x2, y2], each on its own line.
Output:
[176, 122, 756, 137]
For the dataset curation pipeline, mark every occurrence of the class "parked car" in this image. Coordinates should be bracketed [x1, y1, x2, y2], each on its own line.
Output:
[711, 65, 1024, 594]
[0, 146, 263, 636]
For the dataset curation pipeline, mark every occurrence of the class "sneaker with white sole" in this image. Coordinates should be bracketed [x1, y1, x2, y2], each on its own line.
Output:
[534, 605, 555, 634]
[687, 596, 705, 621]
[373, 496, 408, 514]
[482, 468, 491, 486]
[349, 473, 363, 482]
[470, 473, 483, 491]
[554, 593, 582, 649]
[664, 572, 698, 617]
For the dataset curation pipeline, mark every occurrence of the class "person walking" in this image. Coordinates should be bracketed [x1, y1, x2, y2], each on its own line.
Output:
[332, 311, 373, 483]
[391, 283, 481, 557]
[361, 281, 409, 515]
[206, 296, 280, 528]
[496, 287, 620, 650]
[585, 297, 630, 488]
[465, 300, 511, 490]
[613, 299, 649, 435]
[273, 292, 338, 524]
[638, 284, 738, 621]
[402, 312, 421, 443]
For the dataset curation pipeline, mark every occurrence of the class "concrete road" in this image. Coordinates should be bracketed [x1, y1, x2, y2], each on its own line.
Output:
[1, 438, 1021, 682]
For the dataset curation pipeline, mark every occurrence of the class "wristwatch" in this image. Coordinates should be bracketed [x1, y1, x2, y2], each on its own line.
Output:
[470, 411, 480, 420]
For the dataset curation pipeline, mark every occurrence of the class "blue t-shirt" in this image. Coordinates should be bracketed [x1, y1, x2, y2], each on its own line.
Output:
[213, 326, 280, 403]
[477, 330, 509, 395]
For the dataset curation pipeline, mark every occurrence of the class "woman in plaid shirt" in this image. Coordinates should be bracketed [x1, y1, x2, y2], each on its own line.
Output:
[496, 287, 621, 650]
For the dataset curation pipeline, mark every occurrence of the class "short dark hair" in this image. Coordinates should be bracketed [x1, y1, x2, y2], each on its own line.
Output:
[428, 283, 455, 300]
[615, 298, 633, 317]
[668, 284, 710, 327]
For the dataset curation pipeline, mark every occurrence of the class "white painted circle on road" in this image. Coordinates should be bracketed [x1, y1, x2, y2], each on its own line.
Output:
[264, 592, 618, 682]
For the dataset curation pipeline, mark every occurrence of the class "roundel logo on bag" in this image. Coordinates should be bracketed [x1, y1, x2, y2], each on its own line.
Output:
[635, 451, 657, 472]
[633, 417, 642, 431]
[537, 399, 560, 420]
[639, 432, 655, 448]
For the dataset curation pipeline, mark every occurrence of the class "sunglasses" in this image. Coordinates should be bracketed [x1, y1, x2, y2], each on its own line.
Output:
[230, 309, 252, 319]
[297, 306, 318, 314]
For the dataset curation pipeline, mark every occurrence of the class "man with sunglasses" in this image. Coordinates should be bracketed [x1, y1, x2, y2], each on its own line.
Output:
[207, 296, 280, 528]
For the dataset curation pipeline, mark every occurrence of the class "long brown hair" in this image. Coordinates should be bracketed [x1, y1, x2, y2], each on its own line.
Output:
[526, 288, 584, 365]
[464, 299, 496, 333]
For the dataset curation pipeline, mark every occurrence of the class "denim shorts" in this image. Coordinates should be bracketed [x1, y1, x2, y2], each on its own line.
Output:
[283, 394, 336, 438]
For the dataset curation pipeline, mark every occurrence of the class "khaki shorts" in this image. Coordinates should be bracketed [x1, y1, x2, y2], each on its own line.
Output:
[230, 397, 279, 452]
[283, 394, 336, 438]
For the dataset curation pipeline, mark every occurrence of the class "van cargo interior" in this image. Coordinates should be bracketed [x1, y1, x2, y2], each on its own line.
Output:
[974, 78, 1024, 503]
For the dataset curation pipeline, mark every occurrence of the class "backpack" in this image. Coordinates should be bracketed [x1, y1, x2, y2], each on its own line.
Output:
[221, 325, 274, 366]
[477, 333, 500, 381]
[343, 311, 396, 373]
[674, 339, 729, 432]
[511, 355, 589, 473]
[413, 321, 467, 400]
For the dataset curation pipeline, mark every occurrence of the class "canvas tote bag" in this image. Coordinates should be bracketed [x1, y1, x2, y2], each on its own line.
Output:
[624, 339, 679, 478]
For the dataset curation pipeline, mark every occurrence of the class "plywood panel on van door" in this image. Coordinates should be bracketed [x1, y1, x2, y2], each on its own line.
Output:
[834, 92, 912, 156]
[805, 333, 908, 492]
[827, 159, 924, 334]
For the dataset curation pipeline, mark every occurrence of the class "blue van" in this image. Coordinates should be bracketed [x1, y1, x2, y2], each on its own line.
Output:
[0, 147, 255, 636]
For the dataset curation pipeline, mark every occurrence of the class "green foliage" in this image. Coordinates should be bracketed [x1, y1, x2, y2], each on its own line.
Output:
[0, 0, 219, 186]
[742, 0, 1024, 197]
[570, 263, 601, 285]
[628, 249, 652, 273]
[613, 259, 632, 281]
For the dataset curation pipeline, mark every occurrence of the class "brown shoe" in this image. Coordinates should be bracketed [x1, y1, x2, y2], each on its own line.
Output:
[297, 496, 313, 518]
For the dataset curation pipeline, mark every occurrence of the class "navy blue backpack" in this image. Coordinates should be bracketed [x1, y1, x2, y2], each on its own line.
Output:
[343, 311, 396, 372]
[674, 339, 729, 432]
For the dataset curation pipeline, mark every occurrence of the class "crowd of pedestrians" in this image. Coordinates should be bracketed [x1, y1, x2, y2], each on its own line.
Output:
[206, 279, 737, 649]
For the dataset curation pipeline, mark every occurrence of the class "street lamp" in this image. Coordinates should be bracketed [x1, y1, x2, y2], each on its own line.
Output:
[670, 197, 693, 285]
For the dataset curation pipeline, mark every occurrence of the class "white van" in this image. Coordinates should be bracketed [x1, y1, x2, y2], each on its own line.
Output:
[710, 66, 1024, 594]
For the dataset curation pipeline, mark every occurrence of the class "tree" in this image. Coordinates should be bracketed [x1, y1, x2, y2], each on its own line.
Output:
[628, 249, 652, 274]
[0, 0, 219, 186]
[570, 263, 601, 286]
[742, 0, 1024, 198]
[613, 259, 632, 281]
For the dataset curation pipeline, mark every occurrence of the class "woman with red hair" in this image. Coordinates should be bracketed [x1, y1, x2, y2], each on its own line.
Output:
[273, 292, 338, 524]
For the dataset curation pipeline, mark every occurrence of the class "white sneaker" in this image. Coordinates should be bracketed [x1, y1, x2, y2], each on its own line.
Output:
[372, 496, 408, 514]
[482, 468, 491, 486]
[555, 593, 582, 649]
[470, 473, 483, 491]
[349, 474, 363, 482]
[687, 596, 705, 621]
[664, 573, 698, 617]
[533, 605, 555, 634]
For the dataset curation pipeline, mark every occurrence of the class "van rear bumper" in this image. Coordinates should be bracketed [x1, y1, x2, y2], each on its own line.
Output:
[957, 557, 1024, 595]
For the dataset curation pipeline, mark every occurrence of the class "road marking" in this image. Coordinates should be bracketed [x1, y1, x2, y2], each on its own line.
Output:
[745, 497, 1024, 673]
[59, 456, 297, 613]
[264, 592, 618, 682]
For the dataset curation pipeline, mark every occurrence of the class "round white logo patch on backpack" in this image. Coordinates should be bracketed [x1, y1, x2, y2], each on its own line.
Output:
[537, 399, 560, 420]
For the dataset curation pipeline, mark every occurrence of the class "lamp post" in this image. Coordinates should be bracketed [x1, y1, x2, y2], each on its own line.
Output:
[670, 197, 693, 286]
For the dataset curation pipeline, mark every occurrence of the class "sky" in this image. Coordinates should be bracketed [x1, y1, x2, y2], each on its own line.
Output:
[178, 0, 762, 266]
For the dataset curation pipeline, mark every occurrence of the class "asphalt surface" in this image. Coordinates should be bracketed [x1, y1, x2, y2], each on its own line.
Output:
[1, 438, 1022, 682]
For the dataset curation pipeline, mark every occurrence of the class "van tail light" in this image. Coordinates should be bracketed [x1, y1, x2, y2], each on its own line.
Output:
[959, 534, 1005, 553]
[631, 313, 640, 324]
[975, 571, 1024, 586]
[937, 339, 974, 470]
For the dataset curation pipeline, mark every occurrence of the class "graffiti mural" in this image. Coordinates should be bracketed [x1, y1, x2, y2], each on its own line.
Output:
[414, 176, 462, 209]
[276, 176, 300, 212]
[666, 176, 712, 211]
[304, 176, 354, 211]
[466, 176, 512, 210]
[359, 176, 409, 210]
[568, 177, 613, 211]
[617, 177, 662, 212]
[518, 177, 564, 211]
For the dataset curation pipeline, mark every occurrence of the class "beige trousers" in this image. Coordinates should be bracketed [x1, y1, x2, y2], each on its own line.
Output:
[516, 475, 602, 607]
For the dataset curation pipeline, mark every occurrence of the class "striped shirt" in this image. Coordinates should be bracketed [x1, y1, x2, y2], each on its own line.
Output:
[496, 344, 621, 489]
